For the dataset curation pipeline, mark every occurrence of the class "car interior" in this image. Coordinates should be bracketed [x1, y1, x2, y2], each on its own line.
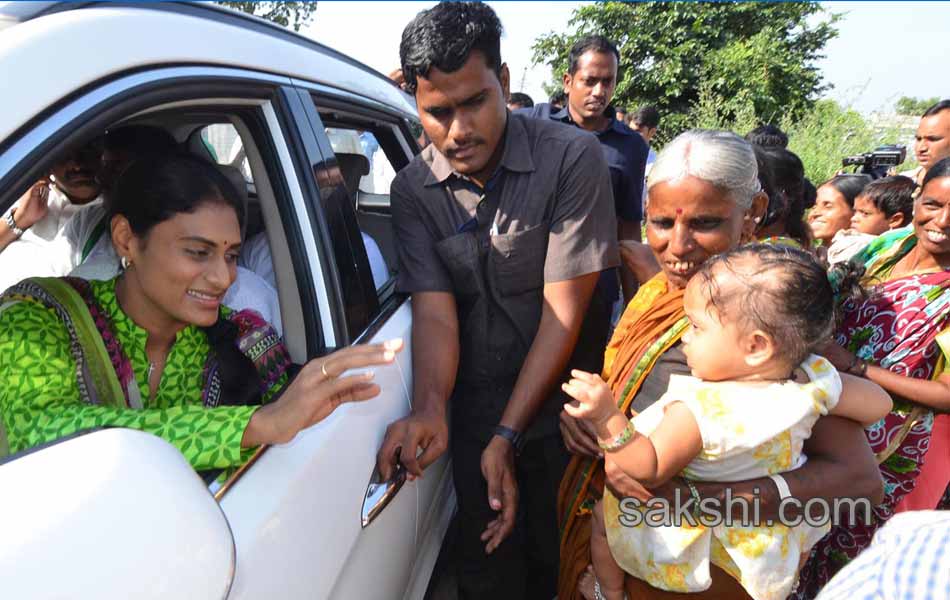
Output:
[2, 101, 408, 365]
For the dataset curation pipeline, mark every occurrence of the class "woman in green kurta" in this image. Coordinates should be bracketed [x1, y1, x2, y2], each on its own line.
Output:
[0, 154, 400, 469]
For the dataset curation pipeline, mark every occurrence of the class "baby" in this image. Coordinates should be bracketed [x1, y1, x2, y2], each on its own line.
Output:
[563, 245, 891, 600]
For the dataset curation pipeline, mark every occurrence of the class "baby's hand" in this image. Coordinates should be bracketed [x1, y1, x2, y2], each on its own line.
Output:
[562, 370, 618, 427]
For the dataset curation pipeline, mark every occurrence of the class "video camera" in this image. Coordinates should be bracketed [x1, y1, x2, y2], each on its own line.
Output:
[841, 145, 907, 179]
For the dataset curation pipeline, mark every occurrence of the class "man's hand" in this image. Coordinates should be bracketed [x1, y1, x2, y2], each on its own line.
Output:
[559, 409, 602, 458]
[12, 180, 50, 230]
[376, 408, 448, 481]
[619, 240, 660, 284]
[480, 435, 518, 554]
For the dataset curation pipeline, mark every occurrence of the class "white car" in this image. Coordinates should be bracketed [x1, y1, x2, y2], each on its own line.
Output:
[0, 2, 454, 599]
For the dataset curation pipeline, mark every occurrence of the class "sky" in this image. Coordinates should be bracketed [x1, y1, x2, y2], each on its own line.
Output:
[305, 1, 950, 115]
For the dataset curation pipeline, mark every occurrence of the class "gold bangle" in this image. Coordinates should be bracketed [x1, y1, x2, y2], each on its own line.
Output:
[598, 420, 636, 453]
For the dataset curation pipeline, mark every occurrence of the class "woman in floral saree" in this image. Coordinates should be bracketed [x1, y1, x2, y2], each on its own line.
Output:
[794, 157, 950, 598]
[0, 154, 400, 469]
[557, 130, 885, 600]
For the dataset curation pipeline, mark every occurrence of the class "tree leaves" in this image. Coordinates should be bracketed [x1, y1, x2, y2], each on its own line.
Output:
[215, 1, 318, 32]
[532, 1, 839, 145]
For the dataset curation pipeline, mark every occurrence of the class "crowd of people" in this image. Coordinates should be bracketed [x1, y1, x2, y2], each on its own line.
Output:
[2, 2, 950, 599]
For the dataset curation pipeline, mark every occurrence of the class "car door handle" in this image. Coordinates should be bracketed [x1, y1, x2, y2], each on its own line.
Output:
[361, 456, 407, 528]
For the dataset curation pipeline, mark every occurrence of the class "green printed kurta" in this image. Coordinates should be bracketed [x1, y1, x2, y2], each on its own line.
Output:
[0, 278, 285, 470]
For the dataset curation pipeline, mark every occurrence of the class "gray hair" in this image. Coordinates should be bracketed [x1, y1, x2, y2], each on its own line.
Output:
[647, 129, 761, 209]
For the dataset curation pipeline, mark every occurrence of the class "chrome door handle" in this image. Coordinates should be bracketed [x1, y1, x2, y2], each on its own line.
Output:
[361, 458, 407, 528]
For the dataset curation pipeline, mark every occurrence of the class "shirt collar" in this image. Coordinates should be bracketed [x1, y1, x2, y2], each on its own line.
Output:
[425, 113, 536, 187]
[551, 104, 632, 137]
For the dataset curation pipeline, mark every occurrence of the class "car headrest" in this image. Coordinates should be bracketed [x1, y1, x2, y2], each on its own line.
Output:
[335, 152, 370, 198]
[216, 164, 248, 207]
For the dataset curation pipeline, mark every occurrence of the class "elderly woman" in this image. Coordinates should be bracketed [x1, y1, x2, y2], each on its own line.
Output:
[794, 156, 950, 597]
[557, 130, 884, 600]
[0, 154, 400, 469]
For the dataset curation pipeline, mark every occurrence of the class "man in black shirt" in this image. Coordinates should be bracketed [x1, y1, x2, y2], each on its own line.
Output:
[375, 3, 619, 598]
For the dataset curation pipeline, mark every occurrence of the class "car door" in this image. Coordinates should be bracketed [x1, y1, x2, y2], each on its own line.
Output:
[216, 86, 418, 600]
[295, 86, 457, 599]
[0, 63, 417, 599]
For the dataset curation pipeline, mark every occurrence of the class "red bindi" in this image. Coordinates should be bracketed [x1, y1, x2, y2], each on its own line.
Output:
[676, 208, 683, 215]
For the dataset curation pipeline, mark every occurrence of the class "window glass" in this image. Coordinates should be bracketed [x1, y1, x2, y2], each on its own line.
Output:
[324, 128, 394, 195]
[200, 124, 252, 182]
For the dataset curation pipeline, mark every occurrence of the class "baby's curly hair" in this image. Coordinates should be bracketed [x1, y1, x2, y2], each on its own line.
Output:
[693, 244, 862, 366]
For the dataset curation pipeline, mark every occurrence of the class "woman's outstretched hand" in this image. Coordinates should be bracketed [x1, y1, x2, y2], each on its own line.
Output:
[243, 339, 404, 447]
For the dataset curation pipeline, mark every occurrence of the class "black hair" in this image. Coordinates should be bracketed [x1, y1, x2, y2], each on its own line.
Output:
[921, 156, 950, 189]
[549, 90, 567, 107]
[922, 99, 950, 118]
[110, 154, 245, 234]
[803, 178, 817, 209]
[751, 145, 782, 224]
[567, 35, 620, 75]
[695, 244, 863, 367]
[111, 154, 262, 407]
[632, 105, 660, 129]
[756, 146, 809, 245]
[104, 125, 178, 156]
[746, 124, 789, 149]
[399, 1, 503, 95]
[821, 174, 872, 209]
[859, 176, 916, 225]
[508, 92, 534, 109]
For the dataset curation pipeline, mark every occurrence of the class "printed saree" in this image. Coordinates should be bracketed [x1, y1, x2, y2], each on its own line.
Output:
[0, 277, 291, 469]
[558, 272, 688, 600]
[794, 228, 950, 598]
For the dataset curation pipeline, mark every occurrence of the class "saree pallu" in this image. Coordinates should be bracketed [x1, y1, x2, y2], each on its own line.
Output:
[795, 230, 950, 598]
[558, 273, 688, 600]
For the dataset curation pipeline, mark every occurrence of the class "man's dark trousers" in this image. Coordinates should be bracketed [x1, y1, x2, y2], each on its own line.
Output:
[451, 420, 570, 600]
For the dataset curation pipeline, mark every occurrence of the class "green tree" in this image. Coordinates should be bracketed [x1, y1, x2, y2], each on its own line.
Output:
[533, 1, 839, 144]
[215, 1, 317, 32]
[895, 96, 940, 116]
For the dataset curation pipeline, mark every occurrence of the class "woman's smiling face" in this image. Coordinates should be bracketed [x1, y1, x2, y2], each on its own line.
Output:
[646, 176, 750, 290]
[913, 176, 950, 261]
[808, 185, 854, 244]
[122, 199, 241, 330]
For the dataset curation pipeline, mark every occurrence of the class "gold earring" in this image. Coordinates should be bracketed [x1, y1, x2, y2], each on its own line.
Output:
[120, 256, 131, 270]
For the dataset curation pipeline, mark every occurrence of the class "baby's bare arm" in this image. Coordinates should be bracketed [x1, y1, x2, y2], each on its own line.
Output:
[831, 372, 892, 425]
[599, 401, 702, 488]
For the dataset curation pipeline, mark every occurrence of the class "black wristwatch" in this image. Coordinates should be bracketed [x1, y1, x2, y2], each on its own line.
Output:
[492, 424, 525, 454]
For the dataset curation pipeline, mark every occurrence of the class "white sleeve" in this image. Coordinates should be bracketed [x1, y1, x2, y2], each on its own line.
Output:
[224, 267, 282, 337]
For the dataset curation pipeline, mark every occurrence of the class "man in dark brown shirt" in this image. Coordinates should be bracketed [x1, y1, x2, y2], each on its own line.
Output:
[375, 3, 618, 598]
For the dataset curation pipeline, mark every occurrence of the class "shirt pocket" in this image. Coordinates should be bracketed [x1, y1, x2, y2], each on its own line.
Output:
[435, 232, 482, 297]
[490, 224, 548, 297]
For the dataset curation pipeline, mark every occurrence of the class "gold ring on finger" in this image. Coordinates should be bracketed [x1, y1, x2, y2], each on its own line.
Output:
[321, 361, 332, 378]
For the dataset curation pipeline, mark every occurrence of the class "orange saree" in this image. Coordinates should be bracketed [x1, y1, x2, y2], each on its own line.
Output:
[557, 272, 688, 600]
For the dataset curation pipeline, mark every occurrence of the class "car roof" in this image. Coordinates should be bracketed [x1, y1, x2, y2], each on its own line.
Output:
[0, 1, 416, 143]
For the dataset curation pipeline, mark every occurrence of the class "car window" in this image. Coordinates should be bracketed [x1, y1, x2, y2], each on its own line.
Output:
[322, 125, 399, 299]
[324, 128, 395, 196]
[199, 123, 252, 183]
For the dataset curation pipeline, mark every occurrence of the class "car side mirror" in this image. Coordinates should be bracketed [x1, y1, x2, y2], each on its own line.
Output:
[0, 428, 235, 599]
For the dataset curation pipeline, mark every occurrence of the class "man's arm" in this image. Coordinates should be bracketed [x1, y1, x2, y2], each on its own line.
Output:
[497, 273, 600, 433]
[480, 271, 599, 553]
[618, 218, 641, 301]
[376, 174, 457, 481]
[1, 180, 50, 253]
